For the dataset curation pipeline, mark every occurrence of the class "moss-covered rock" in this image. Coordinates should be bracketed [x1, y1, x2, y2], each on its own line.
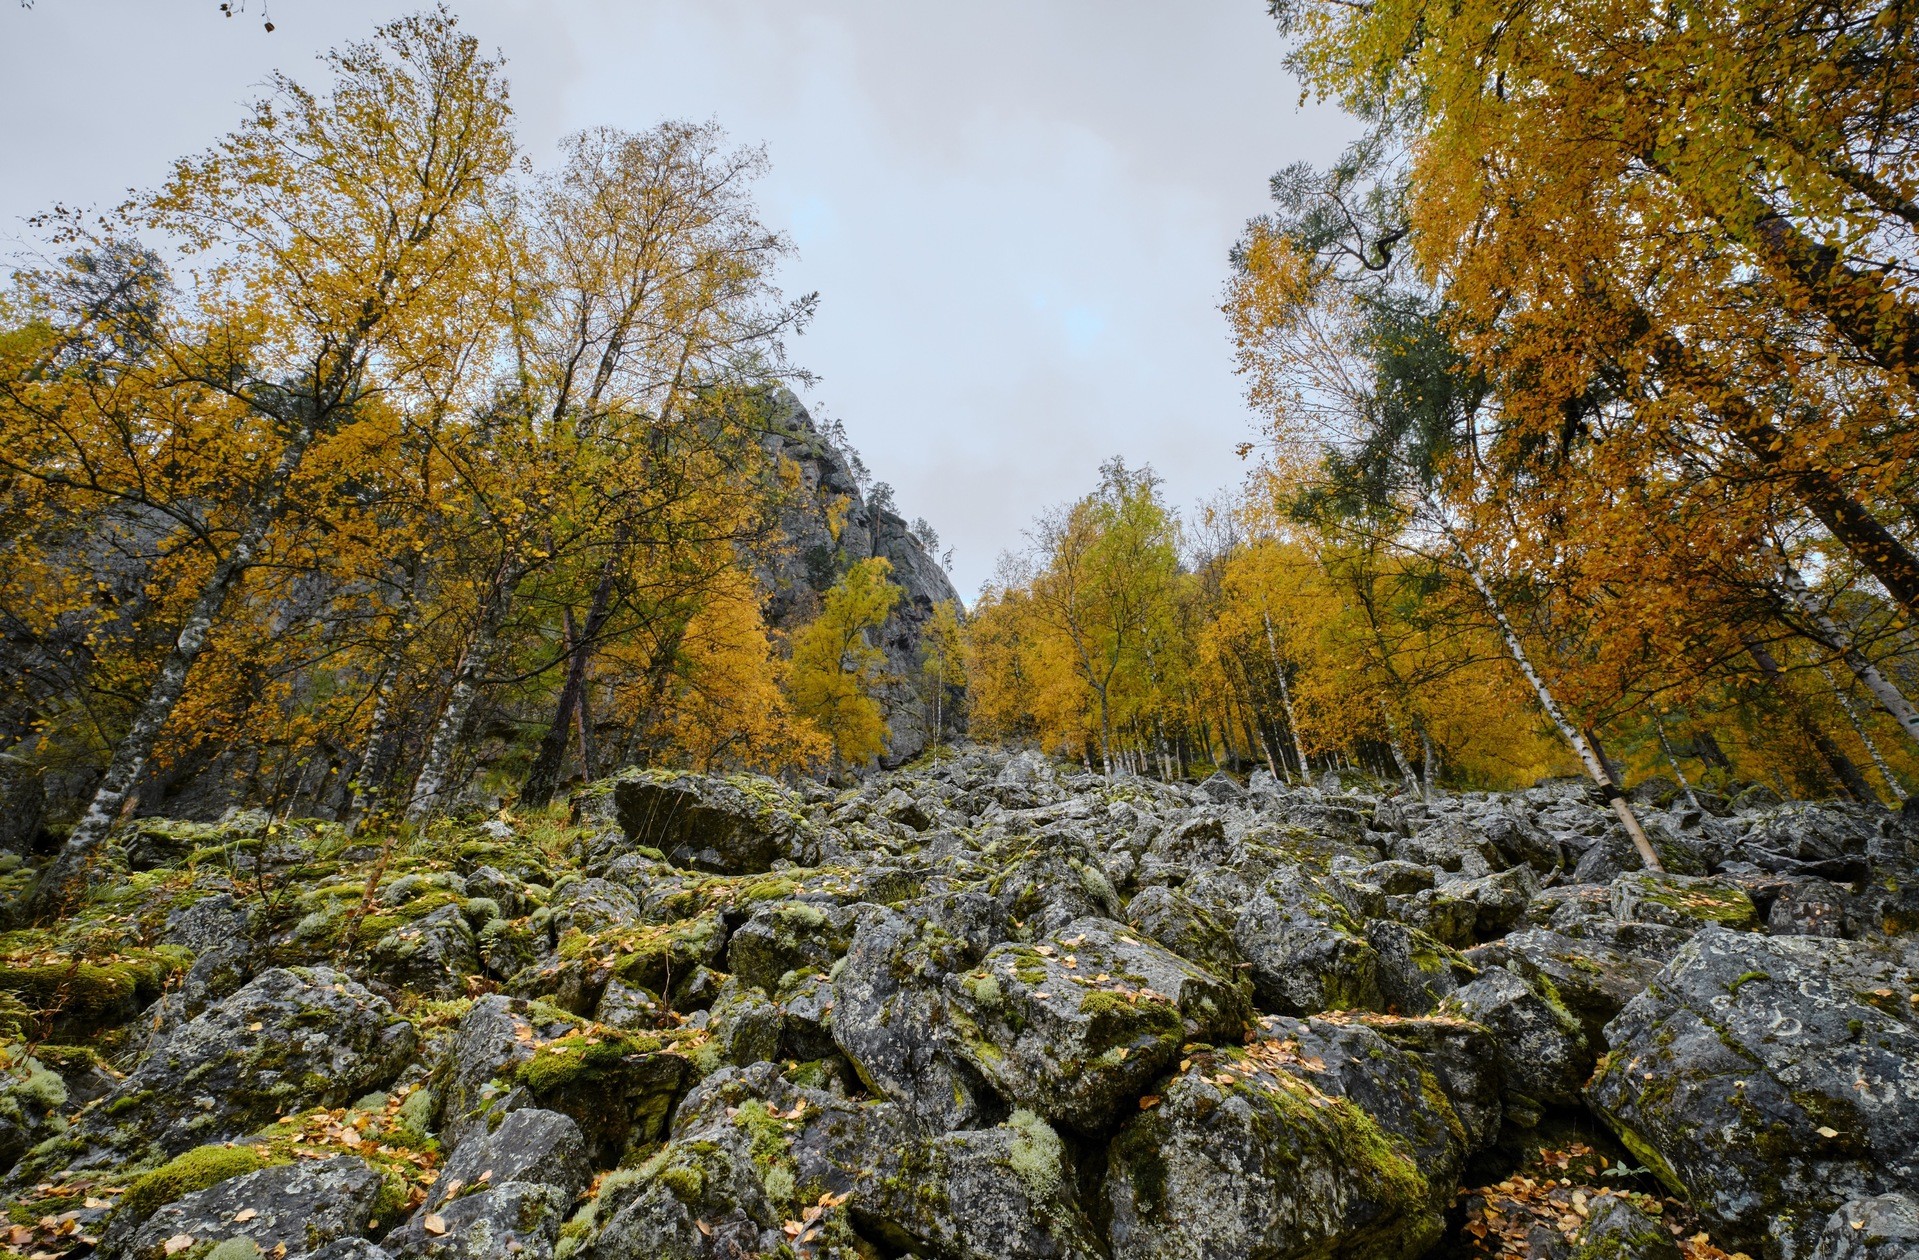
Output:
[1587, 928, 1919, 1256]
[1104, 1050, 1443, 1260]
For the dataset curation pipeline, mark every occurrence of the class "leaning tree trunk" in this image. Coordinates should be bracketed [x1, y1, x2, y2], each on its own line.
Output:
[1378, 700, 1424, 798]
[1745, 640, 1877, 803]
[521, 549, 622, 808]
[1775, 559, 1919, 753]
[405, 582, 512, 824]
[33, 420, 321, 914]
[1653, 716, 1705, 812]
[1821, 666, 1908, 805]
[1444, 525, 1666, 872]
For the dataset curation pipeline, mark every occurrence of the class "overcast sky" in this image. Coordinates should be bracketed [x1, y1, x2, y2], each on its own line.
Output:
[0, 1, 1355, 599]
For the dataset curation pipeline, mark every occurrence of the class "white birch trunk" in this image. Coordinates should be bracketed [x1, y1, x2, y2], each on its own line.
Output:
[36, 421, 320, 909]
[1822, 666, 1908, 804]
[405, 596, 507, 823]
[1653, 717, 1705, 812]
[1262, 611, 1313, 784]
[1378, 700, 1424, 797]
[1445, 525, 1665, 872]
[1777, 561, 1919, 752]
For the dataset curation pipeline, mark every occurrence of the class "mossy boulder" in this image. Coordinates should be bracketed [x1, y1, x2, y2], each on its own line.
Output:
[100, 1143, 278, 1246]
[946, 917, 1250, 1133]
[434, 994, 688, 1164]
[1587, 928, 1919, 1256]
[585, 1063, 900, 1260]
[596, 769, 813, 875]
[1609, 871, 1760, 932]
[830, 906, 1003, 1132]
[1447, 964, 1591, 1122]
[101, 1154, 381, 1260]
[0, 946, 191, 1038]
[30, 966, 416, 1176]
[0, 1047, 67, 1174]
[1104, 1050, 1444, 1260]
[724, 898, 855, 994]
[1233, 870, 1385, 1015]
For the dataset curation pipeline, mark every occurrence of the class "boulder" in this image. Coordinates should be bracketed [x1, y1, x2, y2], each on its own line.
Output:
[428, 1108, 589, 1209]
[101, 1156, 383, 1260]
[831, 907, 1002, 1131]
[585, 1064, 901, 1260]
[384, 1182, 572, 1260]
[434, 995, 685, 1163]
[0, 1049, 67, 1174]
[366, 903, 478, 999]
[1588, 928, 1919, 1256]
[1810, 1193, 1919, 1260]
[725, 898, 855, 993]
[1366, 919, 1473, 1016]
[1104, 1049, 1445, 1260]
[1448, 965, 1591, 1121]
[1234, 871, 1383, 1015]
[1610, 871, 1760, 932]
[1566, 1192, 1682, 1260]
[42, 967, 415, 1175]
[945, 918, 1249, 1132]
[1468, 928, 1665, 1047]
[599, 771, 812, 874]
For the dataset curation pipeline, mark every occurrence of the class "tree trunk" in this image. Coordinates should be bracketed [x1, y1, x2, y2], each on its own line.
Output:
[1821, 666, 1907, 805]
[34, 419, 321, 913]
[1653, 716, 1704, 812]
[1379, 700, 1423, 797]
[1775, 559, 1919, 752]
[521, 553, 621, 808]
[1261, 609, 1314, 784]
[1418, 723, 1439, 796]
[1444, 523, 1665, 871]
[406, 585, 510, 824]
[1641, 322, 1919, 620]
[1745, 640, 1875, 803]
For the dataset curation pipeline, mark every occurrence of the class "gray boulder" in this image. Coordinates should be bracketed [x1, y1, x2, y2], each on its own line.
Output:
[384, 1182, 571, 1260]
[429, 1107, 589, 1209]
[1448, 965, 1591, 1121]
[102, 1156, 383, 1260]
[1104, 1050, 1446, 1259]
[1588, 928, 1919, 1256]
[599, 770, 811, 874]
[946, 917, 1249, 1132]
[1811, 1193, 1919, 1260]
[43, 967, 415, 1175]
[1234, 871, 1383, 1015]
[1468, 928, 1665, 1047]
[831, 907, 1001, 1131]
[366, 903, 478, 999]
[1567, 1192, 1681, 1260]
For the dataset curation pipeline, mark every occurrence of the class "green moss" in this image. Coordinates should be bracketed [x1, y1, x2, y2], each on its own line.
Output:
[516, 1030, 662, 1095]
[1728, 971, 1770, 995]
[117, 1144, 278, 1224]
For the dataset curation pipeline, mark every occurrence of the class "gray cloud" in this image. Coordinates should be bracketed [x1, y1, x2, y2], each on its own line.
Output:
[0, 0, 1357, 598]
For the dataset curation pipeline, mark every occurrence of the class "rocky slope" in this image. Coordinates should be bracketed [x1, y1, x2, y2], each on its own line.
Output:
[1, 750, 1915, 1260]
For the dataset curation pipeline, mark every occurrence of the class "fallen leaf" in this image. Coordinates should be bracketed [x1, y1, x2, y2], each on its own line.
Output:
[423, 1214, 447, 1236]
[1817, 1126, 1840, 1138]
[234, 1208, 259, 1222]
[164, 1236, 196, 1256]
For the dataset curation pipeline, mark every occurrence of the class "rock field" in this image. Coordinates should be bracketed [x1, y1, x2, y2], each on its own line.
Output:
[2, 748, 1916, 1260]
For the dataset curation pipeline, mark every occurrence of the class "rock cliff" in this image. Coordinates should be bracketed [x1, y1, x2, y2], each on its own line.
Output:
[755, 389, 963, 764]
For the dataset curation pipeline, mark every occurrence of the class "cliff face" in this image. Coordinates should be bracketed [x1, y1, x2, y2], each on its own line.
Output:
[754, 389, 963, 765]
